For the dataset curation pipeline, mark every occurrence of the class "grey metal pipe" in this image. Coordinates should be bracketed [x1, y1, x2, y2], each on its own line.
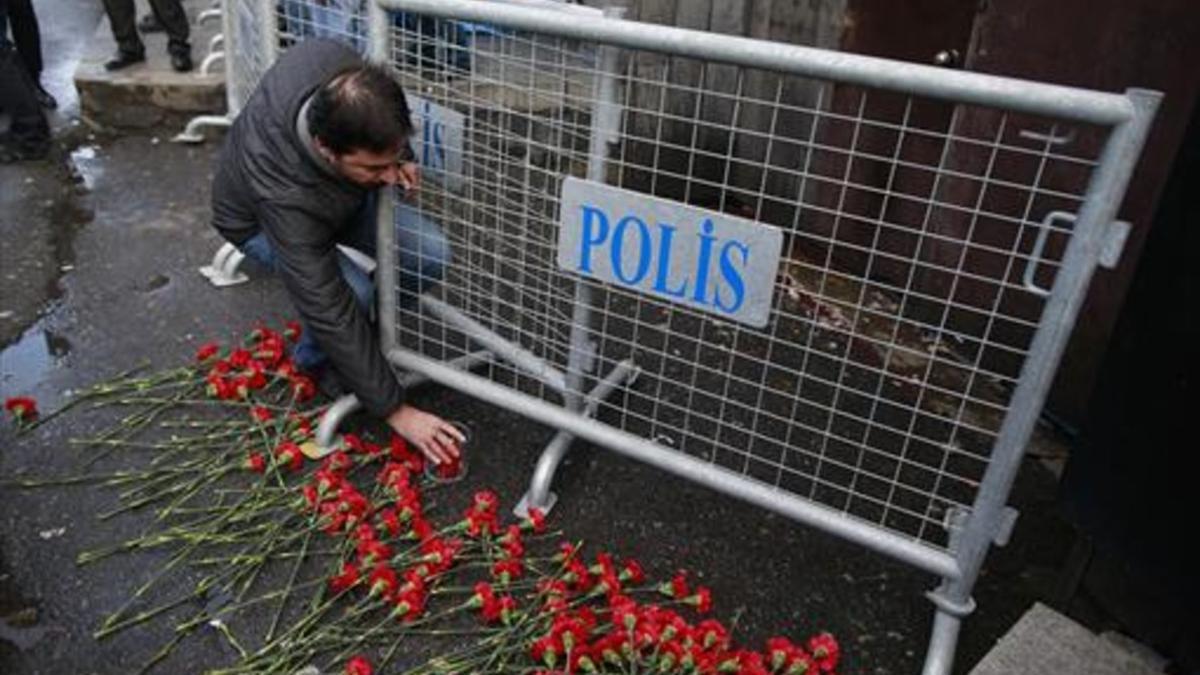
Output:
[525, 429, 572, 511]
[419, 296, 568, 394]
[921, 610, 963, 675]
[389, 347, 961, 580]
[379, 0, 1135, 125]
[949, 88, 1160, 596]
[917, 88, 1161, 675]
[525, 358, 639, 510]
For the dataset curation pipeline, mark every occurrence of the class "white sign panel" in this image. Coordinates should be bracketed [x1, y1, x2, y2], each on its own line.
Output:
[408, 95, 465, 193]
[558, 177, 783, 328]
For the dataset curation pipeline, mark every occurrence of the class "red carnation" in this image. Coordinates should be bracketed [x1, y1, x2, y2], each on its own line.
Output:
[660, 570, 689, 599]
[368, 565, 398, 598]
[500, 525, 525, 558]
[687, 586, 713, 613]
[244, 453, 266, 474]
[555, 542, 577, 563]
[290, 374, 316, 401]
[344, 655, 372, 675]
[531, 635, 561, 668]
[497, 595, 518, 624]
[322, 450, 353, 474]
[284, 320, 303, 342]
[378, 508, 402, 538]
[250, 406, 274, 423]
[524, 507, 547, 533]
[329, 563, 360, 594]
[472, 490, 499, 513]
[469, 581, 496, 610]
[609, 594, 638, 630]
[4, 396, 38, 423]
[410, 516, 434, 542]
[435, 455, 463, 480]
[564, 559, 593, 593]
[620, 558, 645, 585]
[696, 619, 730, 649]
[492, 557, 524, 584]
[273, 442, 304, 472]
[807, 632, 840, 672]
[767, 637, 801, 671]
[228, 348, 252, 369]
[195, 342, 220, 362]
[288, 411, 313, 440]
[357, 539, 393, 568]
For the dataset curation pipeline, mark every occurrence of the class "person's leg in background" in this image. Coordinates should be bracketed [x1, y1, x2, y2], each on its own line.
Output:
[100, 0, 191, 72]
[0, 40, 50, 162]
[100, 0, 146, 71]
[2, 0, 55, 109]
[145, 0, 192, 72]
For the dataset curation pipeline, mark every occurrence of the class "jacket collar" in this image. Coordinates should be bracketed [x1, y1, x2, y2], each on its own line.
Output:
[296, 94, 340, 179]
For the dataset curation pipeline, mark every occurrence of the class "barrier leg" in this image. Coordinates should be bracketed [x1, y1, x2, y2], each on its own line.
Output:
[516, 359, 638, 517]
[174, 114, 232, 144]
[199, 51, 225, 76]
[314, 393, 363, 454]
[198, 241, 249, 287]
[920, 578, 976, 675]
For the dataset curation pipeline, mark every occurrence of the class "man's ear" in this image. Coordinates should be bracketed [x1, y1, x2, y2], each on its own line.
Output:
[312, 135, 337, 162]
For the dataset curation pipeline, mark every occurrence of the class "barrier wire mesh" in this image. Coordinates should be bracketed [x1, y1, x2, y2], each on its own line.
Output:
[381, 13, 1106, 551]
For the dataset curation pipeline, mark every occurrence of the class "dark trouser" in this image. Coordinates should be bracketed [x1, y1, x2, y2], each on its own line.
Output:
[0, 43, 48, 148]
[0, 0, 42, 82]
[101, 0, 191, 57]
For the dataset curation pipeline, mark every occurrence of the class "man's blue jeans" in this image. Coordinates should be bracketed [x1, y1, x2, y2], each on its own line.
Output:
[239, 194, 450, 371]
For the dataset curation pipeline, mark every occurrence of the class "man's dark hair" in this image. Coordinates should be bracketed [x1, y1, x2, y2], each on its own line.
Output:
[307, 63, 412, 156]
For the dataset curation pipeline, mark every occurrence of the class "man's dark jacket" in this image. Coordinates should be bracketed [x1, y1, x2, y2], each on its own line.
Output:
[211, 39, 405, 418]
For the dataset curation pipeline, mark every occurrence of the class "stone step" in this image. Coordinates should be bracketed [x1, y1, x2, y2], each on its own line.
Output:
[969, 603, 1165, 675]
[74, 0, 224, 129]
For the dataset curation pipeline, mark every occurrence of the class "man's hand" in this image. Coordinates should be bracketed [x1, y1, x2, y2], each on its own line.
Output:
[386, 404, 463, 465]
[397, 161, 421, 195]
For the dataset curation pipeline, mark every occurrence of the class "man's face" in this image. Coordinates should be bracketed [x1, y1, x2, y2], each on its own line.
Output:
[320, 140, 410, 189]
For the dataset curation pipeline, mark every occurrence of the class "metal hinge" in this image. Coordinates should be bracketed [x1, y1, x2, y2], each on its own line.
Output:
[1099, 219, 1132, 270]
[944, 505, 1020, 547]
[1023, 212, 1132, 297]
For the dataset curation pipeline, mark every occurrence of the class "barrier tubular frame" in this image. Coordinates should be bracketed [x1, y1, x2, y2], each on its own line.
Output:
[375, 2, 1160, 673]
[206, 1, 1160, 672]
[176, 0, 278, 143]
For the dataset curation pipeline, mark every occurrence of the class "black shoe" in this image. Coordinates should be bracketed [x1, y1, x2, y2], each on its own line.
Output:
[35, 85, 57, 110]
[170, 51, 193, 73]
[104, 51, 146, 71]
[137, 13, 164, 33]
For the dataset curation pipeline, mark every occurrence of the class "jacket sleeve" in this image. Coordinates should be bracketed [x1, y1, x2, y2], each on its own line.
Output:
[259, 201, 406, 418]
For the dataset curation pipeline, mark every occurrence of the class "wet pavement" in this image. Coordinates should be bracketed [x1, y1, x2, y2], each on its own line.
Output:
[1, 3, 1081, 674]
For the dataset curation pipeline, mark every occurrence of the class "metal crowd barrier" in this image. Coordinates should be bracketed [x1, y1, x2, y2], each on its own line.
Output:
[197, 1, 1160, 672]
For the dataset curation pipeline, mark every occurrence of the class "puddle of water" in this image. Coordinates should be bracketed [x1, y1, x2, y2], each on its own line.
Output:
[0, 326, 71, 397]
[68, 145, 103, 190]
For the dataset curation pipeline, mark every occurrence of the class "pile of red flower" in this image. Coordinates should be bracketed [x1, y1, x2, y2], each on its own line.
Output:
[10, 320, 843, 675]
[270, 434, 843, 675]
[197, 321, 316, 403]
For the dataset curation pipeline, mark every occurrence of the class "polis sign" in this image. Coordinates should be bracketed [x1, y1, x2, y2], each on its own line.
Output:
[557, 177, 783, 328]
[408, 95, 465, 193]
